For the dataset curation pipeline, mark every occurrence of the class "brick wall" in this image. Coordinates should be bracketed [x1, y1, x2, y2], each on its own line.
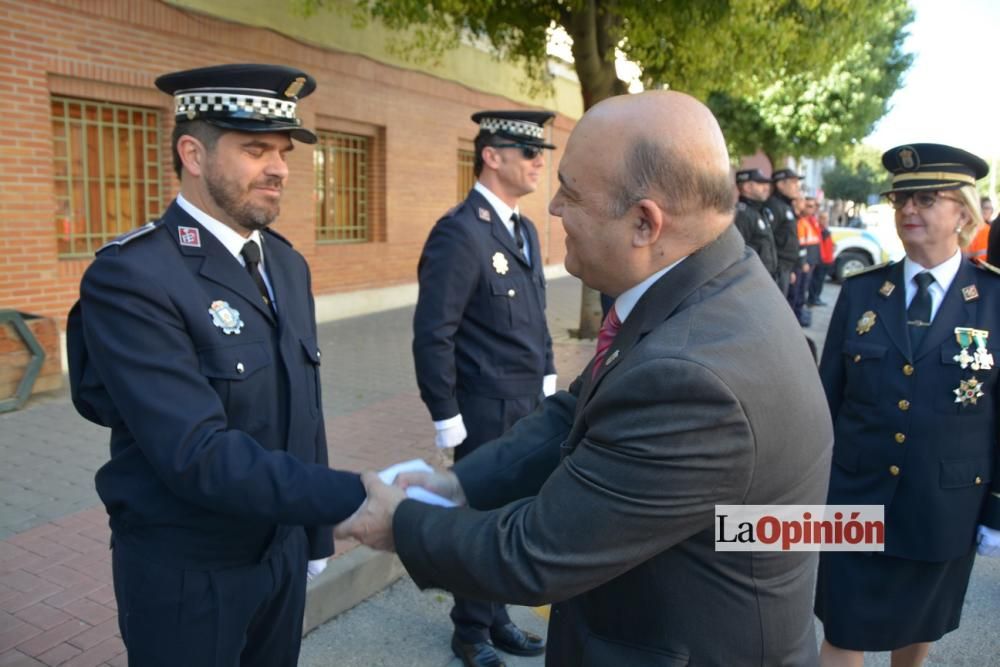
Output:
[0, 0, 573, 324]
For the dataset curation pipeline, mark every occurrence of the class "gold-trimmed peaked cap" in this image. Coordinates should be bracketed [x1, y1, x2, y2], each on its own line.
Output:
[881, 143, 988, 194]
[155, 63, 318, 144]
[471, 110, 556, 149]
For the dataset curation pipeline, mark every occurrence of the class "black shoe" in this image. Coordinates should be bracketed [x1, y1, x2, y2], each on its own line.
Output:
[489, 622, 546, 657]
[451, 635, 506, 667]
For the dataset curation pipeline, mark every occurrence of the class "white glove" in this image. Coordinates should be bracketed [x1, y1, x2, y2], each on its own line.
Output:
[543, 374, 558, 397]
[433, 414, 467, 449]
[976, 525, 1000, 557]
[307, 558, 328, 581]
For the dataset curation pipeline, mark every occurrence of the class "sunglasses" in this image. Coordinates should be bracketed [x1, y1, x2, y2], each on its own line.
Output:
[886, 191, 963, 210]
[492, 143, 543, 160]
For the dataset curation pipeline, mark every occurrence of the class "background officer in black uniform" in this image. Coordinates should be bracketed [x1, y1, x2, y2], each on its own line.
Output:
[733, 168, 778, 281]
[765, 168, 804, 297]
[67, 64, 366, 667]
[412, 110, 556, 667]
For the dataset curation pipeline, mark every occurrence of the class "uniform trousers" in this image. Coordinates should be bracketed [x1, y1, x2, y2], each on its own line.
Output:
[451, 390, 540, 643]
[112, 526, 307, 667]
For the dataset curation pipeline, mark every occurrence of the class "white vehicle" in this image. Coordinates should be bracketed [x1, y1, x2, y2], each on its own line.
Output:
[829, 205, 904, 282]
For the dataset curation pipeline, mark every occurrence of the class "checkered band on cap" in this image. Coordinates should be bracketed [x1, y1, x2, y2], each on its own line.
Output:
[175, 92, 299, 123]
[479, 117, 544, 139]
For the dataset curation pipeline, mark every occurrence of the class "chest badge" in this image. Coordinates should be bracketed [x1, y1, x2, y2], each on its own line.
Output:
[878, 281, 895, 298]
[954, 327, 993, 371]
[492, 251, 509, 275]
[962, 285, 979, 302]
[954, 377, 984, 406]
[178, 226, 201, 247]
[856, 310, 877, 335]
[209, 300, 243, 335]
[478, 207, 492, 222]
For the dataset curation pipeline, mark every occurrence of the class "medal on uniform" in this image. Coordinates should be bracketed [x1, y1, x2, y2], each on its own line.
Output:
[953, 327, 975, 368]
[972, 328, 993, 371]
[954, 377, 984, 406]
[856, 311, 877, 335]
[879, 281, 895, 298]
[962, 285, 979, 302]
[492, 251, 509, 275]
[209, 300, 243, 335]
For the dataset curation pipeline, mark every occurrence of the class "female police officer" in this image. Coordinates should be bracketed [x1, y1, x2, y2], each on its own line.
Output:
[815, 143, 1000, 666]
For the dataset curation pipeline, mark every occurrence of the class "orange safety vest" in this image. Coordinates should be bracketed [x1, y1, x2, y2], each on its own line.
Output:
[966, 222, 990, 263]
[797, 216, 821, 246]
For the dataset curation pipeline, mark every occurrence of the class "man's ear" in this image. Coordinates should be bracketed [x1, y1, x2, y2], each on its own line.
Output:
[632, 198, 665, 247]
[176, 135, 207, 178]
[481, 145, 504, 172]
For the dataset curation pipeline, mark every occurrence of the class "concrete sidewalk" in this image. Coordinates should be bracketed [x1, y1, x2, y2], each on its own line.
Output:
[0, 276, 593, 666]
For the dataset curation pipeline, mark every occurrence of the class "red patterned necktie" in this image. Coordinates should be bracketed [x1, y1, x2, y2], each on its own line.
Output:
[592, 305, 622, 380]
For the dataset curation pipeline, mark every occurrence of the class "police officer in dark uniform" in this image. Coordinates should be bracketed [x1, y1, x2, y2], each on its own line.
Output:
[816, 143, 1000, 666]
[765, 168, 803, 297]
[413, 110, 555, 667]
[733, 168, 778, 280]
[67, 64, 366, 667]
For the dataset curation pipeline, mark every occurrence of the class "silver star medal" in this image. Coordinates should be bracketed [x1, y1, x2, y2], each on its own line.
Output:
[492, 251, 509, 275]
[954, 377, 984, 406]
[209, 300, 243, 335]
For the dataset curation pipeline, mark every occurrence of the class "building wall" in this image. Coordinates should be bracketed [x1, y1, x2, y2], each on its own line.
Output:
[0, 0, 576, 324]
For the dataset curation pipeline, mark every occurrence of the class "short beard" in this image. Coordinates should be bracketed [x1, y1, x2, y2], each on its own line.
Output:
[204, 168, 280, 233]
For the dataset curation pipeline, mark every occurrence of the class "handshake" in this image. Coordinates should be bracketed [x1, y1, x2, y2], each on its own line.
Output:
[334, 459, 465, 552]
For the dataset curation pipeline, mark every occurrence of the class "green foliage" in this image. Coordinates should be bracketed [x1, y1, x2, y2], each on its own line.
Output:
[822, 145, 892, 203]
[710, 0, 913, 160]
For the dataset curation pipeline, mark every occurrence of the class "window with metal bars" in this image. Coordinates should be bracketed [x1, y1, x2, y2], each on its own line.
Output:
[315, 130, 371, 243]
[51, 96, 163, 258]
[457, 148, 476, 201]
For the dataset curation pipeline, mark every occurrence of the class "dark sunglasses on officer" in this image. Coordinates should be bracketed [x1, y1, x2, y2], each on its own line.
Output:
[885, 190, 964, 211]
[493, 143, 543, 160]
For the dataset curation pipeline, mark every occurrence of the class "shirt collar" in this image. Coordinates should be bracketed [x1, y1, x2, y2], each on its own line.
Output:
[176, 193, 264, 266]
[613, 256, 687, 323]
[903, 249, 962, 294]
[474, 181, 518, 224]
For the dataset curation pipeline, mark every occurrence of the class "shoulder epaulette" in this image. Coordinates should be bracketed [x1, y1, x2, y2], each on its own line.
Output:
[96, 221, 161, 255]
[975, 260, 1000, 276]
[263, 227, 293, 248]
[845, 261, 891, 279]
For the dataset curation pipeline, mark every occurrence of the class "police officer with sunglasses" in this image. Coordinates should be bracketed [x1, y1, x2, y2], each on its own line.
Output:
[412, 110, 557, 667]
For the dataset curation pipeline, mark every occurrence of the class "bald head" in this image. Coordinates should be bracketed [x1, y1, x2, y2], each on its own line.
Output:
[581, 91, 734, 226]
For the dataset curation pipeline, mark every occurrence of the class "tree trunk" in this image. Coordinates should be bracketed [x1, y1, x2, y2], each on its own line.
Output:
[562, 1, 627, 338]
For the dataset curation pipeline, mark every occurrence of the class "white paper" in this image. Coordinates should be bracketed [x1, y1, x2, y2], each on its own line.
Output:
[378, 458, 457, 508]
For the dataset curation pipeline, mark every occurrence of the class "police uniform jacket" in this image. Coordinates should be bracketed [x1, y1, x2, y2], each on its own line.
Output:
[765, 192, 801, 273]
[397, 227, 832, 666]
[413, 188, 555, 421]
[734, 196, 778, 276]
[820, 259, 1000, 561]
[68, 201, 365, 569]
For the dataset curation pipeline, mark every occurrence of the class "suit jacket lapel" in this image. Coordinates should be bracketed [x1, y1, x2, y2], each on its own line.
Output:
[916, 260, 978, 361]
[872, 262, 910, 359]
[163, 202, 276, 324]
[576, 226, 746, 409]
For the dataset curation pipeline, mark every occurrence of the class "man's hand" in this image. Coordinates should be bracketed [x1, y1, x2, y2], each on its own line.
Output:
[977, 524, 1000, 557]
[334, 472, 406, 551]
[434, 415, 467, 449]
[395, 468, 467, 507]
[306, 558, 328, 581]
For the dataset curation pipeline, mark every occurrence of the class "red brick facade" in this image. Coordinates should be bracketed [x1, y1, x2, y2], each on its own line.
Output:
[0, 0, 573, 324]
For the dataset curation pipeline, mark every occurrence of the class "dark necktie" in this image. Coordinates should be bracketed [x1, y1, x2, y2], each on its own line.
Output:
[240, 240, 274, 313]
[907, 271, 934, 352]
[510, 213, 526, 259]
[592, 305, 622, 380]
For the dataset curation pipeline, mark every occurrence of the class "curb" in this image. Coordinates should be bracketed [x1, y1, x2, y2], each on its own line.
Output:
[303, 547, 406, 636]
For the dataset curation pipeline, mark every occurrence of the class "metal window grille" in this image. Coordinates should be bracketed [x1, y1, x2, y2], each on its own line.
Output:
[315, 131, 370, 243]
[51, 96, 163, 258]
[457, 148, 476, 201]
